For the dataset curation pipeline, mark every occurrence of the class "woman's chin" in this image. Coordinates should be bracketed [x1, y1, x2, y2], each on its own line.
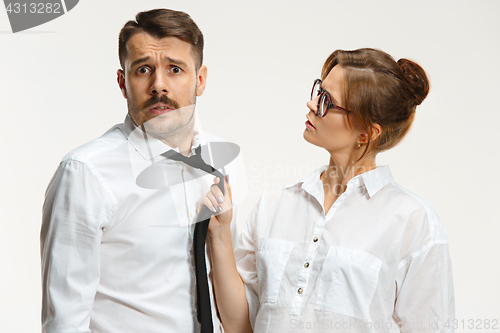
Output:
[303, 130, 322, 148]
[303, 129, 311, 142]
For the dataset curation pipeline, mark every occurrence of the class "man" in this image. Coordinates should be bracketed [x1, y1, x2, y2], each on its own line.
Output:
[41, 9, 242, 333]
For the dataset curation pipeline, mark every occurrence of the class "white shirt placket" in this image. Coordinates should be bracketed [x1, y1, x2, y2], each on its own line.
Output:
[289, 183, 354, 315]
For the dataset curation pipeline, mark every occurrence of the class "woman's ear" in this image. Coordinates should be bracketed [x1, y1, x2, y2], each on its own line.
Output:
[370, 124, 382, 141]
[359, 124, 381, 144]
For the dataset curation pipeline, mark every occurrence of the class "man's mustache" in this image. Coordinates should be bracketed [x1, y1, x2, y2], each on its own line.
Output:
[142, 95, 180, 110]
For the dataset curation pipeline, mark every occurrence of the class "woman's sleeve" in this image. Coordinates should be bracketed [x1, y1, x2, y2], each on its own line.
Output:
[393, 213, 455, 332]
[234, 203, 260, 330]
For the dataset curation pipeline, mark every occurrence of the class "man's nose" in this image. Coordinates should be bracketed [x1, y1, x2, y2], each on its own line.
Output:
[307, 97, 318, 114]
[150, 71, 169, 95]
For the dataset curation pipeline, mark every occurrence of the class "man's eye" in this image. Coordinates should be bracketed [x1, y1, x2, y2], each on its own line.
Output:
[137, 66, 150, 74]
[170, 66, 181, 74]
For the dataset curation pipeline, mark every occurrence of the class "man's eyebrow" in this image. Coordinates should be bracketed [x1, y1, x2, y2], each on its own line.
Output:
[130, 57, 150, 69]
[164, 57, 189, 68]
[129, 56, 189, 69]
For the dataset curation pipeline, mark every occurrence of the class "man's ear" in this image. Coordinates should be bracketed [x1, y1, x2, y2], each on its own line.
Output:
[117, 69, 127, 99]
[196, 65, 207, 97]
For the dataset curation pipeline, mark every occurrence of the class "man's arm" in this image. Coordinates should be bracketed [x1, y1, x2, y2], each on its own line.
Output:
[41, 159, 113, 333]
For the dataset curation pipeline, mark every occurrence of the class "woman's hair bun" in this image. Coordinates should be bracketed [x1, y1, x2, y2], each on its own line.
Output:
[397, 58, 430, 106]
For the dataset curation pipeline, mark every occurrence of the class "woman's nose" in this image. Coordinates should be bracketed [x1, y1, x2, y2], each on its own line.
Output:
[307, 97, 318, 114]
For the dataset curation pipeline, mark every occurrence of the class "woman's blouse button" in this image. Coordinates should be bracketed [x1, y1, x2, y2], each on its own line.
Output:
[297, 288, 304, 294]
[313, 237, 319, 242]
[304, 262, 310, 268]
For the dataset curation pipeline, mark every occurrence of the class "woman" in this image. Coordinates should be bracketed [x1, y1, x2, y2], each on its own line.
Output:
[204, 48, 454, 332]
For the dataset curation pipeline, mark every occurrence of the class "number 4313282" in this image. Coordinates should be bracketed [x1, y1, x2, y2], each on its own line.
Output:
[6, 2, 62, 14]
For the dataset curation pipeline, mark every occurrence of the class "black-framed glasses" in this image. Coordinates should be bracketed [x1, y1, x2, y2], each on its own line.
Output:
[310, 79, 352, 117]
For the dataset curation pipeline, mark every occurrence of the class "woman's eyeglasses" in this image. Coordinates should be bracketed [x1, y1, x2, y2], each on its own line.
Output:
[311, 79, 352, 117]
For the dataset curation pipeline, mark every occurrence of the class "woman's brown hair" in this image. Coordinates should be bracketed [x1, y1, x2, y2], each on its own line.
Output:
[322, 48, 430, 158]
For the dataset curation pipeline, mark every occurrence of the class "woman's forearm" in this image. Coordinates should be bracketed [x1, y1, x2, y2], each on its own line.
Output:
[209, 225, 253, 333]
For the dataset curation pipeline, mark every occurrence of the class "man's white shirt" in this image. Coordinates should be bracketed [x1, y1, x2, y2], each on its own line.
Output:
[41, 114, 245, 333]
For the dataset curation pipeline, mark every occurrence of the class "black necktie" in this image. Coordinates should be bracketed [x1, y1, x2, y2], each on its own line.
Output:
[162, 145, 223, 333]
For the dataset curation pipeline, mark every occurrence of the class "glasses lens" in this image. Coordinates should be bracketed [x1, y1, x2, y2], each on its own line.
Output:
[311, 80, 322, 100]
[318, 93, 327, 117]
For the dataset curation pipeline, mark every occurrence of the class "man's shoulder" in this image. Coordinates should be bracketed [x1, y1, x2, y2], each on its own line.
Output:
[62, 123, 126, 164]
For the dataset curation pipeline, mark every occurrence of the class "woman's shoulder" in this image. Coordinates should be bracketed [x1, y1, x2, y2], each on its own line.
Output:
[256, 167, 320, 206]
[249, 165, 329, 222]
[382, 182, 438, 216]
[383, 182, 448, 244]
[244, 182, 308, 230]
[251, 185, 288, 216]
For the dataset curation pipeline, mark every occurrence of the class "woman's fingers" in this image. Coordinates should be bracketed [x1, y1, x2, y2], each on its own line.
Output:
[211, 176, 232, 210]
[210, 177, 224, 205]
[199, 175, 233, 228]
[212, 176, 232, 201]
[201, 191, 219, 213]
[223, 175, 232, 203]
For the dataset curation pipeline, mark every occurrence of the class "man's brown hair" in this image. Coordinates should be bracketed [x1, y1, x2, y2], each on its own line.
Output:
[118, 9, 204, 70]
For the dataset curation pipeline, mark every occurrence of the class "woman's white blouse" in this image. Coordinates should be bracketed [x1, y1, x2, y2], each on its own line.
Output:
[235, 166, 454, 332]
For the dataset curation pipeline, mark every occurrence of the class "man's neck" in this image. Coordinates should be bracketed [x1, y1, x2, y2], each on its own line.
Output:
[136, 119, 196, 156]
[159, 133, 195, 156]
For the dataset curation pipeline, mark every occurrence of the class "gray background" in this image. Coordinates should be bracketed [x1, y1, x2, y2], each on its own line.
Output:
[0, 0, 499, 331]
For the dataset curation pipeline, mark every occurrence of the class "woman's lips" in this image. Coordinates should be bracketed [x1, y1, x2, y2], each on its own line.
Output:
[305, 119, 316, 129]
